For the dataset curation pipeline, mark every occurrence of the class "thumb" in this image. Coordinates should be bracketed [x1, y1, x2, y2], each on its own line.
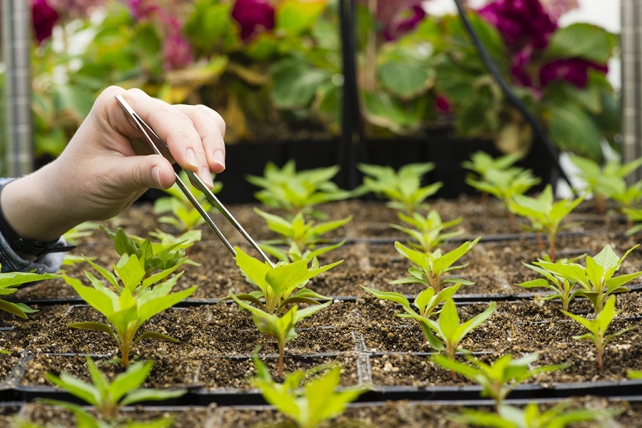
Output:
[112, 154, 176, 192]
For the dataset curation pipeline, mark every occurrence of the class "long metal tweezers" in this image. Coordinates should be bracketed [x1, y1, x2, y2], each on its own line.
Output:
[115, 94, 274, 267]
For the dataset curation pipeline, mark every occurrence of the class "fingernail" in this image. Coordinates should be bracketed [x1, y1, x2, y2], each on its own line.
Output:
[152, 166, 162, 187]
[186, 149, 198, 169]
[214, 150, 225, 169]
[201, 167, 214, 187]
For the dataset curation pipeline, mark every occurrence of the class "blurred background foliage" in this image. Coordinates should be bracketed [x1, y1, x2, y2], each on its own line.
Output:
[17, 0, 619, 162]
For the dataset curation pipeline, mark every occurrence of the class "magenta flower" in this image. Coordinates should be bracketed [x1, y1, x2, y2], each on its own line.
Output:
[31, 0, 59, 44]
[161, 15, 193, 70]
[511, 48, 534, 87]
[436, 95, 451, 114]
[478, 0, 557, 51]
[128, 0, 159, 20]
[540, 0, 579, 20]
[231, 0, 275, 41]
[539, 58, 608, 88]
[384, 5, 426, 41]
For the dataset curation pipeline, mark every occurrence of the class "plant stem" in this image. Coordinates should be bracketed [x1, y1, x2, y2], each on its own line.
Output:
[278, 342, 285, 378]
[548, 233, 556, 262]
[536, 232, 543, 250]
[597, 343, 603, 371]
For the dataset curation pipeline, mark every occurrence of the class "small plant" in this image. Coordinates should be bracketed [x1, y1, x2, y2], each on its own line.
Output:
[466, 167, 541, 227]
[562, 295, 636, 371]
[363, 284, 460, 345]
[393, 238, 480, 293]
[451, 402, 612, 428]
[153, 170, 222, 233]
[252, 351, 366, 428]
[102, 227, 191, 280]
[604, 178, 642, 228]
[357, 163, 442, 215]
[507, 185, 584, 261]
[425, 298, 496, 364]
[62, 221, 99, 245]
[462, 151, 522, 203]
[228, 248, 340, 376]
[246, 161, 352, 218]
[431, 353, 565, 410]
[64, 253, 196, 367]
[532, 244, 642, 314]
[0, 267, 58, 319]
[516, 255, 586, 312]
[43, 357, 184, 427]
[391, 210, 463, 252]
[254, 208, 351, 263]
[570, 154, 642, 214]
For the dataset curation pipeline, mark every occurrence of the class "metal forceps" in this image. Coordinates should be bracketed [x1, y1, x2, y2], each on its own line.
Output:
[115, 94, 274, 267]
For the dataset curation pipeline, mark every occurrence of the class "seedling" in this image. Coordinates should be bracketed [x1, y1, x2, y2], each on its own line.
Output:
[431, 353, 565, 409]
[102, 227, 191, 279]
[228, 247, 340, 376]
[0, 267, 58, 319]
[153, 170, 221, 232]
[462, 151, 522, 203]
[452, 402, 612, 428]
[254, 208, 351, 263]
[392, 238, 480, 293]
[363, 284, 460, 345]
[357, 163, 443, 215]
[624, 207, 642, 235]
[64, 253, 196, 366]
[562, 295, 635, 371]
[533, 244, 642, 314]
[246, 161, 352, 218]
[148, 229, 202, 253]
[516, 255, 586, 311]
[508, 185, 584, 261]
[425, 298, 496, 364]
[391, 210, 463, 252]
[252, 351, 366, 428]
[466, 167, 540, 227]
[62, 221, 99, 245]
[44, 357, 184, 426]
[604, 178, 642, 228]
[570, 154, 642, 214]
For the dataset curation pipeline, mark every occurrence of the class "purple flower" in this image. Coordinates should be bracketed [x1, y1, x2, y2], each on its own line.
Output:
[478, 0, 557, 51]
[384, 5, 426, 41]
[231, 0, 275, 41]
[539, 58, 608, 88]
[162, 15, 193, 70]
[511, 48, 533, 87]
[128, 0, 159, 20]
[31, 0, 59, 44]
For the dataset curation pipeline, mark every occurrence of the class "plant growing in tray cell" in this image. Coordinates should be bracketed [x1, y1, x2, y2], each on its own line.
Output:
[102, 227, 195, 280]
[63, 251, 196, 367]
[42, 357, 184, 427]
[424, 298, 496, 366]
[569, 154, 642, 214]
[562, 295, 636, 371]
[153, 170, 221, 233]
[533, 244, 642, 314]
[466, 167, 541, 227]
[507, 185, 584, 261]
[390, 209, 463, 252]
[462, 151, 522, 203]
[451, 402, 613, 428]
[246, 161, 352, 219]
[252, 351, 366, 428]
[603, 177, 642, 228]
[357, 163, 443, 216]
[393, 238, 480, 293]
[431, 353, 566, 410]
[228, 247, 341, 376]
[0, 267, 59, 320]
[516, 254, 586, 312]
[623, 207, 642, 236]
[363, 284, 461, 345]
[253, 208, 351, 263]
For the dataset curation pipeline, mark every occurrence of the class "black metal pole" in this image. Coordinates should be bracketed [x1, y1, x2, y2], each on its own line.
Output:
[338, 0, 362, 190]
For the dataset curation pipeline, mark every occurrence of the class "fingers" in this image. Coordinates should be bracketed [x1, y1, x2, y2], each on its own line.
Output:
[174, 104, 226, 174]
[114, 88, 225, 187]
[111, 154, 177, 193]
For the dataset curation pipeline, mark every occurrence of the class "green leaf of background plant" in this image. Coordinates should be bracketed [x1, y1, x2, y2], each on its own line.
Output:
[271, 59, 331, 109]
[276, 0, 327, 36]
[545, 23, 617, 63]
[547, 102, 603, 161]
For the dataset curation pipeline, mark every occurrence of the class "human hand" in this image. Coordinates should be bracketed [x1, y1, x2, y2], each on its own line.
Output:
[1, 86, 226, 242]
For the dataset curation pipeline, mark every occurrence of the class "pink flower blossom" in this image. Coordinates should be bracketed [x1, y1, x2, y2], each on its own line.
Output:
[31, 0, 59, 44]
[539, 0, 579, 20]
[128, 0, 159, 20]
[539, 58, 608, 88]
[163, 32, 193, 70]
[384, 5, 426, 41]
[478, 0, 557, 51]
[231, 0, 275, 41]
